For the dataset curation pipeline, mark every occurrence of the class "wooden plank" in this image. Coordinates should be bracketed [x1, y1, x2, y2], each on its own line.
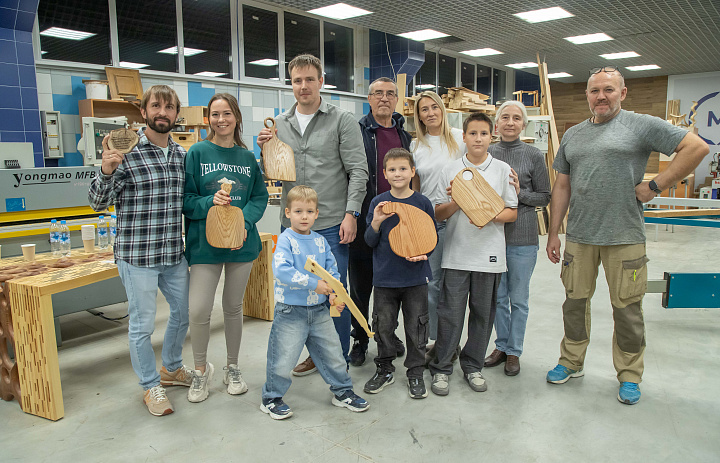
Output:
[395, 73, 406, 114]
[644, 208, 720, 218]
[261, 117, 296, 181]
[243, 233, 275, 321]
[303, 257, 373, 337]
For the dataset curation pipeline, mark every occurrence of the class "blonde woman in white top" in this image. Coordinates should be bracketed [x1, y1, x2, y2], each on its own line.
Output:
[410, 91, 466, 359]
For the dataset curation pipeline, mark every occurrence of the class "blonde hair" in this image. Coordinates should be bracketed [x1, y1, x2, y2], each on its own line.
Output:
[288, 54, 322, 79]
[413, 91, 460, 158]
[286, 185, 318, 208]
[206, 93, 247, 149]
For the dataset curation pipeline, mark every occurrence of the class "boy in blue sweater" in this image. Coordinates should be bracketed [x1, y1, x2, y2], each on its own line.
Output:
[363, 148, 436, 399]
[261, 185, 369, 419]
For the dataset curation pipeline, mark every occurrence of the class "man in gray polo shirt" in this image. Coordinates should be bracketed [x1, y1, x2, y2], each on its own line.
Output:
[257, 54, 368, 374]
[545, 66, 708, 405]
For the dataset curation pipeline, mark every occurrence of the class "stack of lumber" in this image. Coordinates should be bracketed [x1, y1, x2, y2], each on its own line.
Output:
[442, 87, 495, 112]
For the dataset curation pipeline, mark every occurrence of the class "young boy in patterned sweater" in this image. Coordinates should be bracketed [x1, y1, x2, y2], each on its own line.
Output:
[260, 185, 369, 419]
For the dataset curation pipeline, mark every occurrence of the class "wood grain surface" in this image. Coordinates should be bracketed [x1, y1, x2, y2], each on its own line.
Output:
[304, 257, 374, 337]
[107, 128, 139, 154]
[262, 117, 296, 181]
[206, 205, 245, 249]
[381, 202, 436, 258]
[451, 168, 505, 227]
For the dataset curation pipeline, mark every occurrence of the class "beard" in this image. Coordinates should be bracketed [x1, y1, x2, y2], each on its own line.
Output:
[146, 116, 174, 134]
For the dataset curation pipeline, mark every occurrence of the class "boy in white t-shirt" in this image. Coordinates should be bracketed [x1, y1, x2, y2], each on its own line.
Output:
[428, 112, 518, 396]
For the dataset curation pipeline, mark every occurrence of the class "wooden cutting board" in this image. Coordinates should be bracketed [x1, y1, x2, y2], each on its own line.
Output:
[206, 183, 245, 248]
[381, 202, 436, 258]
[451, 167, 505, 228]
[304, 257, 374, 337]
[261, 117, 296, 181]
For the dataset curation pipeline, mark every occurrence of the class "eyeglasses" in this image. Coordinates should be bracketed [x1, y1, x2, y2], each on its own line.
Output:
[370, 90, 398, 99]
[589, 66, 624, 77]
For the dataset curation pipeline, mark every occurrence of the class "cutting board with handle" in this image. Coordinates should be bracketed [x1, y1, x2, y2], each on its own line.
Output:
[206, 182, 245, 248]
[381, 202, 437, 258]
[261, 117, 296, 181]
[451, 167, 505, 228]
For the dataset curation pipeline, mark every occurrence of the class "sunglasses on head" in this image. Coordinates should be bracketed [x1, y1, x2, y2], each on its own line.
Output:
[589, 66, 624, 77]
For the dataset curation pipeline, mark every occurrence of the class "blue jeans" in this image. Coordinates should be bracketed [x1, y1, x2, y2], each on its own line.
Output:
[117, 258, 190, 390]
[494, 245, 538, 357]
[427, 223, 446, 340]
[282, 224, 351, 363]
[262, 302, 353, 399]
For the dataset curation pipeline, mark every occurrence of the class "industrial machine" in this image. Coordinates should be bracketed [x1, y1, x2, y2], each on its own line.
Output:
[77, 116, 128, 166]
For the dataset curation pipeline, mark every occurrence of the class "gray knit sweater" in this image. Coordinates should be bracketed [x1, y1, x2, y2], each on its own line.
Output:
[488, 139, 551, 246]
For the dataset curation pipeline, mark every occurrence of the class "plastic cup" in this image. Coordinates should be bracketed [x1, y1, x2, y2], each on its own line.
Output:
[81, 224, 96, 253]
[21, 244, 36, 262]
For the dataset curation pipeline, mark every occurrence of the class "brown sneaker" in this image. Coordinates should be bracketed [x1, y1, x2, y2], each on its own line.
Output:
[160, 365, 194, 387]
[143, 385, 174, 416]
[504, 355, 520, 376]
[484, 349, 507, 368]
[292, 356, 317, 377]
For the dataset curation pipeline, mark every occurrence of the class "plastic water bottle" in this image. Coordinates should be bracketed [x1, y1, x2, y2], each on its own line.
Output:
[60, 220, 71, 256]
[50, 219, 61, 257]
[97, 215, 109, 250]
[109, 214, 117, 247]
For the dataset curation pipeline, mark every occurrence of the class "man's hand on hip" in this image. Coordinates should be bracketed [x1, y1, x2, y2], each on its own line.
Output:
[546, 233, 562, 264]
[635, 181, 658, 203]
[339, 213, 357, 244]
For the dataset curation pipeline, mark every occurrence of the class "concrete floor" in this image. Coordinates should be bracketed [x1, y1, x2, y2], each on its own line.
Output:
[3, 225, 719, 462]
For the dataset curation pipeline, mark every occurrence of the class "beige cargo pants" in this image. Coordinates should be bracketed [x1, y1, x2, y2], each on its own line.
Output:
[558, 240, 649, 384]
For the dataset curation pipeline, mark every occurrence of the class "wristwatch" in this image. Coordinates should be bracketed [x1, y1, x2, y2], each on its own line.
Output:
[648, 179, 662, 195]
[346, 210, 360, 218]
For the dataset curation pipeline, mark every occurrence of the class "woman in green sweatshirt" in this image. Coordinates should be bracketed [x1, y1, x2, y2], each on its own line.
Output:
[183, 93, 269, 403]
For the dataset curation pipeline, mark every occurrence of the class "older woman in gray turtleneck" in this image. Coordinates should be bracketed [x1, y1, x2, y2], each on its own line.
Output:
[484, 100, 551, 376]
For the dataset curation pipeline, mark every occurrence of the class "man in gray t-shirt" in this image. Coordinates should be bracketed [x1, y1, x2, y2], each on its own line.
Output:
[545, 67, 708, 405]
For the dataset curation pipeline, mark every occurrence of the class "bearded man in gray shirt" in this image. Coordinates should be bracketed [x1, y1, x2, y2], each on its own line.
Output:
[545, 66, 708, 405]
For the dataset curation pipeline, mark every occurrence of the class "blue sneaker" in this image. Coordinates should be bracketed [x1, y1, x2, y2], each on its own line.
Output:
[332, 390, 370, 412]
[260, 397, 293, 420]
[546, 364, 584, 384]
[618, 382, 641, 405]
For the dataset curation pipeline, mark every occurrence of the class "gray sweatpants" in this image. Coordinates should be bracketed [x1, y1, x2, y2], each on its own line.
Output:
[429, 269, 500, 376]
[189, 261, 253, 368]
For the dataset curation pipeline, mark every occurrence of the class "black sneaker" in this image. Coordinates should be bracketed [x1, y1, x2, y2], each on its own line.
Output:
[260, 397, 293, 420]
[393, 334, 405, 358]
[407, 377, 428, 399]
[332, 390, 370, 412]
[349, 341, 368, 367]
[363, 369, 395, 393]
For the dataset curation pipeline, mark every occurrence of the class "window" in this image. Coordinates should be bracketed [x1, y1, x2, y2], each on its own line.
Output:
[437, 54, 456, 96]
[323, 22, 353, 92]
[460, 62, 475, 91]
[117, 0, 177, 72]
[493, 68, 507, 103]
[243, 5, 279, 80]
[284, 13, 320, 84]
[182, 0, 231, 78]
[37, 1, 111, 65]
[415, 50, 436, 93]
[476, 64, 491, 98]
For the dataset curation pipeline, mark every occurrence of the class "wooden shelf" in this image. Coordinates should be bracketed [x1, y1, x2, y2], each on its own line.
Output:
[79, 99, 144, 129]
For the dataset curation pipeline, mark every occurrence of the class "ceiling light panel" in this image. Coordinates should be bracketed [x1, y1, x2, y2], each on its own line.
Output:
[547, 72, 572, 78]
[398, 29, 449, 41]
[248, 59, 279, 66]
[40, 27, 96, 40]
[307, 3, 372, 20]
[513, 7, 574, 23]
[460, 48, 504, 57]
[158, 46, 206, 56]
[506, 62, 537, 69]
[600, 51, 641, 59]
[119, 61, 149, 69]
[565, 33, 613, 44]
[194, 72, 225, 77]
[626, 64, 660, 71]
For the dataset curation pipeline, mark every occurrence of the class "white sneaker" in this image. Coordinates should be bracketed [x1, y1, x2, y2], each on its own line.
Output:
[465, 372, 487, 392]
[224, 364, 248, 395]
[187, 363, 214, 403]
